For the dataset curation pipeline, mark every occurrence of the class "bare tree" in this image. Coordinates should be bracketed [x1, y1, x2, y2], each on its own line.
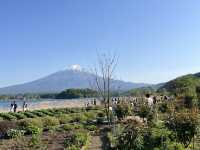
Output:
[91, 52, 118, 123]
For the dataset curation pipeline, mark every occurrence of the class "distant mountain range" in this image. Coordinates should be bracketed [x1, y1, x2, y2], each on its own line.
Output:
[0, 69, 152, 95]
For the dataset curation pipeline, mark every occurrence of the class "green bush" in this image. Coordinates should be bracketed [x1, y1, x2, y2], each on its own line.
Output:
[19, 118, 43, 129]
[84, 112, 96, 120]
[6, 129, 25, 139]
[115, 101, 131, 120]
[42, 116, 60, 128]
[73, 124, 84, 130]
[23, 111, 38, 118]
[97, 111, 105, 118]
[63, 124, 74, 131]
[70, 108, 83, 113]
[84, 125, 97, 131]
[9, 112, 27, 120]
[38, 110, 54, 116]
[137, 104, 151, 120]
[158, 102, 169, 113]
[166, 143, 185, 150]
[58, 114, 72, 124]
[31, 111, 47, 117]
[65, 145, 79, 150]
[26, 126, 42, 135]
[64, 131, 89, 149]
[70, 113, 87, 123]
[0, 113, 17, 121]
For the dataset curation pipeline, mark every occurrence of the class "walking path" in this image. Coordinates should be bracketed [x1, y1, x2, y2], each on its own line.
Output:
[88, 126, 110, 150]
[88, 135, 103, 150]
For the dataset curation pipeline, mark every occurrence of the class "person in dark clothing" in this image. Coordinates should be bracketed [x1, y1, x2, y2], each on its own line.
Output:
[94, 99, 96, 106]
[13, 101, 17, 113]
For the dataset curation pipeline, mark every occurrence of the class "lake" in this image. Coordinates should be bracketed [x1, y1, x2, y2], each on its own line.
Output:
[0, 98, 96, 112]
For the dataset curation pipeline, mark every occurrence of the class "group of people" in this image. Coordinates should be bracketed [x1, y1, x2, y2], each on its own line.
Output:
[10, 101, 28, 112]
[85, 99, 97, 107]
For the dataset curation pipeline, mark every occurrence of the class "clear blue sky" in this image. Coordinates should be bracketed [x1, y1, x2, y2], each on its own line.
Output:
[0, 0, 200, 87]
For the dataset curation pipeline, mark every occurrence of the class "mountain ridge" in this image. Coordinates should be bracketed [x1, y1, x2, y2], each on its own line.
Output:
[0, 69, 152, 95]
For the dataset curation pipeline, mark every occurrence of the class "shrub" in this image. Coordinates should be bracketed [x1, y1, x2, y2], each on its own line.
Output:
[38, 110, 54, 116]
[70, 113, 87, 123]
[23, 111, 38, 118]
[19, 118, 43, 129]
[26, 126, 42, 135]
[6, 129, 25, 139]
[97, 112, 105, 118]
[84, 125, 97, 131]
[137, 104, 151, 120]
[116, 123, 144, 150]
[184, 96, 195, 108]
[31, 111, 47, 117]
[58, 114, 72, 124]
[166, 110, 199, 148]
[73, 124, 84, 130]
[158, 102, 169, 113]
[9, 112, 27, 120]
[0, 121, 17, 137]
[42, 116, 60, 128]
[63, 124, 74, 131]
[0, 113, 17, 121]
[70, 108, 83, 113]
[64, 131, 89, 149]
[84, 112, 97, 120]
[115, 101, 131, 120]
[65, 145, 79, 150]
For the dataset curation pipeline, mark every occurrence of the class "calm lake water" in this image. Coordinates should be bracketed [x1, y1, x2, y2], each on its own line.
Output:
[0, 98, 95, 112]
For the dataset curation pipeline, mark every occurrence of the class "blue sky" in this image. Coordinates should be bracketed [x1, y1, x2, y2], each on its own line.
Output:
[0, 0, 200, 87]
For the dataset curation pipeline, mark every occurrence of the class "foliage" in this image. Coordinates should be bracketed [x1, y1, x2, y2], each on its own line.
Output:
[126, 87, 156, 97]
[73, 124, 84, 130]
[0, 113, 17, 121]
[31, 111, 47, 117]
[0, 121, 17, 137]
[166, 109, 199, 148]
[58, 114, 72, 124]
[115, 101, 131, 120]
[159, 74, 200, 97]
[6, 129, 25, 139]
[84, 125, 97, 131]
[137, 104, 151, 120]
[116, 123, 144, 150]
[42, 116, 60, 128]
[8, 112, 27, 120]
[19, 118, 43, 129]
[38, 109, 54, 116]
[56, 88, 97, 99]
[83, 112, 96, 120]
[23, 111, 38, 118]
[63, 124, 74, 131]
[26, 125, 42, 135]
[64, 131, 89, 149]
[70, 113, 87, 123]
[184, 96, 196, 108]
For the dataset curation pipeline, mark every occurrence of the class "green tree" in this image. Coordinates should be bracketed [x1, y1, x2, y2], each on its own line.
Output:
[115, 101, 131, 120]
[166, 109, 199, 148]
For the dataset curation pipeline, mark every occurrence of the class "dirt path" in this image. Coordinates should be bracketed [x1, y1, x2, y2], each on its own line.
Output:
[88, 126, 110, 150]
[88, 135, 103, 150]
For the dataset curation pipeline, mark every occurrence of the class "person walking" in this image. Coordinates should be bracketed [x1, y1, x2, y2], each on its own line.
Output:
[10, 101, 14, 112]
[13, 101, 17, 113]
[23, 101, 28, 112]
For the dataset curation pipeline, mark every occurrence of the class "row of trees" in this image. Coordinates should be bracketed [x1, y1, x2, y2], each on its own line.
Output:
[55, 88, 98, 99]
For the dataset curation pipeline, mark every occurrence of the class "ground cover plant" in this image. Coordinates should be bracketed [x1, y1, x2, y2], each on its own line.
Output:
[0, 106, 103, 150]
